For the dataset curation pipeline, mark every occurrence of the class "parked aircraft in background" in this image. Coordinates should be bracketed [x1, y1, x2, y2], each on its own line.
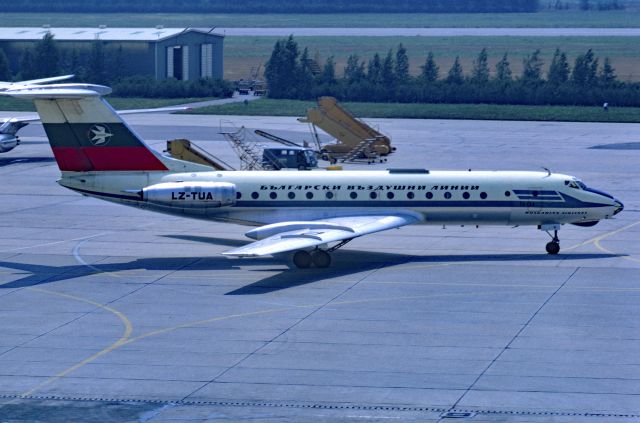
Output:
[1, 75, 187, 153]
[0, 83, 624, 268]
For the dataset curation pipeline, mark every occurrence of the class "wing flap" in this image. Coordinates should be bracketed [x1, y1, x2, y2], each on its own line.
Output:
[223, 214, 419, 257]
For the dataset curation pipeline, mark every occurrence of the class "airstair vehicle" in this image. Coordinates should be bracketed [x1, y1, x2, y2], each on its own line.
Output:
[165, 139, 234, 170]
[298, 96, 396, 164]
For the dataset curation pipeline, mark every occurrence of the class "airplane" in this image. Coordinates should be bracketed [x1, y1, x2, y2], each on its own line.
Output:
[0, 75, 187, 153]
[0, 83, 624, 268]
[1, 75, 76, 153]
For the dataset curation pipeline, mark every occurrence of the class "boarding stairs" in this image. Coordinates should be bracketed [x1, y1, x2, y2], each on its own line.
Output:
[220, 126, 267, 170]
[340, 138, 379, 163]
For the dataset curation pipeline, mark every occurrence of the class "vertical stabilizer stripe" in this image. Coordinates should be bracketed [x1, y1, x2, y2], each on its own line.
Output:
[34, 96, 168, 172]
[81, 146, 167, 171]
[51, 147, 93, 172]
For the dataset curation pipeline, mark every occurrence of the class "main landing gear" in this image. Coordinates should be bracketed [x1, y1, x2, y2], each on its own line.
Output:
[292, 239, 353, 269]
[540, 224, 561, 255]
[293, 250, 331, 268]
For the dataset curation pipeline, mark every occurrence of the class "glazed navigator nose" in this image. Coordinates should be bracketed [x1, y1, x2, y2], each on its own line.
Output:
[613, 199, 624, 215]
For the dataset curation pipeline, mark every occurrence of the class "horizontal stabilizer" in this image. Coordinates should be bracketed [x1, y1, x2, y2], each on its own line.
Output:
[0, 74, 75, 91]
[0, 83, 112, 99]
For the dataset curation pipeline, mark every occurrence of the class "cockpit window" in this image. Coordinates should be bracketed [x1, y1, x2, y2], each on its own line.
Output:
[565, 179, 586, 190]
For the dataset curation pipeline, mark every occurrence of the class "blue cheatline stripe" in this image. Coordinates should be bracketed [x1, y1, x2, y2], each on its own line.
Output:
[514, 190, 558, 195]
[65, 187, 611, 210]
[67, 186, 140, 201]
[235, 199, 608, 209]
[516, 196, 562, 200]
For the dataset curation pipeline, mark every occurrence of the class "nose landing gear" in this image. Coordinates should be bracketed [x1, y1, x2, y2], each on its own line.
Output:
[545, 237, 560, 255]
[540, 224, 561, 255]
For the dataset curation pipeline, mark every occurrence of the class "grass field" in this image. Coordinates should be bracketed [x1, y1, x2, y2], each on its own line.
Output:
[0, 97, 214, 112]
[225, 36, 640, 81]
[187, 98, 640, 123]
[5, 12, 640, 81]
[3, 10, 640, 28]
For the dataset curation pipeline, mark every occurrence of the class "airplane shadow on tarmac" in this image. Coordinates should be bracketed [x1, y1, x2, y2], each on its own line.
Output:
[0, 157, 55, 167]
[0, 234, 622, 294]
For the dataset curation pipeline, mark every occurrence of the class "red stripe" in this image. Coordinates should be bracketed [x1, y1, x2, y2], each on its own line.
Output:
[51, 146, 168, 172]
[51, 147, 93, 172]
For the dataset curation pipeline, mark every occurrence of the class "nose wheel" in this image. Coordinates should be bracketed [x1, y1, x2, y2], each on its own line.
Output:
[544, 228, 560, 255]
[545, 240, 560, 255]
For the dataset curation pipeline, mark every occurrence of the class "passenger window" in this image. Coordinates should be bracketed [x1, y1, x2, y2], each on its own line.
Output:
[326, 191, 334, 199]
[407, 192, 414, 199]
[350, 192, 358, 199]
[306, 192, 314, 199]
[426, 192, 433, 199]
[480, 192, 487, 199]
[370, 192, 378, 199]
[288, 192, 295, 199]
[444, 192, 452, 199]
[251, 192, 259, 199]
[462, 192, 470, 199]
[270, 192, 277, 199]
[387, 192, 395, 199]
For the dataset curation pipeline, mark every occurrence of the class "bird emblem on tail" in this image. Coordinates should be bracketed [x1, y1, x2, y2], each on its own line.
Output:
[88, 124, 113, 146]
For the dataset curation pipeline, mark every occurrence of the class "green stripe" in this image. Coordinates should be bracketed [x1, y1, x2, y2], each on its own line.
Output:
[42, 122, 144, 148]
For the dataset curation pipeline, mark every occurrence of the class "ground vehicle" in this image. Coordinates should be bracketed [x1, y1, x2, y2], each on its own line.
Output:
[262, 146, 318, 170]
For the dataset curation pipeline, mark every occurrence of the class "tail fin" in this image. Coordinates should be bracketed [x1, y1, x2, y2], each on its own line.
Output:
[5, 84, 168, 172]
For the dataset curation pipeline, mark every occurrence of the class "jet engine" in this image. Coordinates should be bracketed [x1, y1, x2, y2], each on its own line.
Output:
[142, 181, 236, 208]
[0, 133, 19, 153]
[0, 119, 29, 153]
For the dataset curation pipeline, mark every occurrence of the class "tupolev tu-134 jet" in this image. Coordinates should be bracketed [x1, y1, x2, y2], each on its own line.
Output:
[1, 83, 623, 268]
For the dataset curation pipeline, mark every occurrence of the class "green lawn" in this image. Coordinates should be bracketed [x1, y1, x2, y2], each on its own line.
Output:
[3, 10, 640, 28]
[187, 98, 640, 123]
[0, 97, 214, 112]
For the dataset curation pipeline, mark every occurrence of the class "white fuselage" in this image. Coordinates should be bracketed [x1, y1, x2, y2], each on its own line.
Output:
[59, 169, 621, 228]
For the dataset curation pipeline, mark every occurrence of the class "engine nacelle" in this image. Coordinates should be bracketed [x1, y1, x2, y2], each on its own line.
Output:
[0, 134, 19, 153]
[143, 181, 236, 208]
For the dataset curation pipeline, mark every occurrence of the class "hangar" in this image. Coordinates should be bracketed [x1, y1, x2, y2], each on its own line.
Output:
[0, 27, 224, 80]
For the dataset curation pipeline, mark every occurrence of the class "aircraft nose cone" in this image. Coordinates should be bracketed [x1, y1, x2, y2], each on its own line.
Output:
[614, 199, 624, 215]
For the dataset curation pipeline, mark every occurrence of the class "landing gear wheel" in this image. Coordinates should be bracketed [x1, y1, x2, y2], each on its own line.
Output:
[311, 250, 331, 268]
[546, 241, 560, 255]
[293, 250, 312, 268]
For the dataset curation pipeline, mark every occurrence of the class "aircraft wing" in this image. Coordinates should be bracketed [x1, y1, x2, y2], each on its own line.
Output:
[223, 213, 420, 257]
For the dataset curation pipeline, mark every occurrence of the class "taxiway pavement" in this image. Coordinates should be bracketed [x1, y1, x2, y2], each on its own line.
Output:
[0, 114, 639, 422]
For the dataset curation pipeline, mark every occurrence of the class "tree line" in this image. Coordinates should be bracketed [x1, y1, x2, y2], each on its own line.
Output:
[0, 34, 232, 98]
[265, 36, 640, 107]
[4, 0, 540, 13]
